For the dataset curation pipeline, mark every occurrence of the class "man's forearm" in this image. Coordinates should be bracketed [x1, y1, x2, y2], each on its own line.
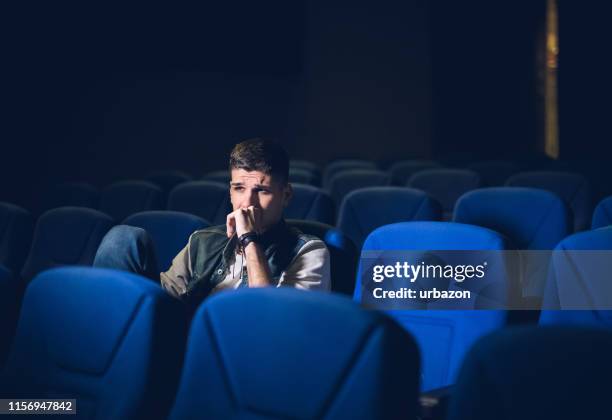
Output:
[243, 242, 272, 287]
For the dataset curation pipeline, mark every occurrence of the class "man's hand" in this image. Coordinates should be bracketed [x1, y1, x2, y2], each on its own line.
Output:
[226, 206, 262, 238]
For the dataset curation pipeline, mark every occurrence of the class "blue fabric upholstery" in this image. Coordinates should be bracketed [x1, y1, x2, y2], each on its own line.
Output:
[146, 170, 192, 198]
[354, 221, 508, 391]
[540, 226, 612, 327]
[123, 211, 209, 271]
[323, 159, 377, 189]
[289, 167, 321, 186]
[287, 219, 358, 295]
[169, 288, 420, 420]
[41, 182, 100, 213]
[0, 265, 18, 367]
[447, 326, 612, 420]
[408, 168, 481, 218]
[0, 202, 34, 273]
[167, 180, 231, 226]
[20, 207, 114, 282]
[389, 160, 441, 185]
[284, 184, 335, 225]
[100, 180, 164, 222]
[506, 171, 591, 231]
[1, 267, 187, 419]
[467, 160, 519, 186]
[338, 187, 442, 249]
[591, 195, 612, 229]
[454, 187, 571, 250]
[202, 170, 230, 184]
[329, 170, 391, 207]
[290, 160, 321, 176]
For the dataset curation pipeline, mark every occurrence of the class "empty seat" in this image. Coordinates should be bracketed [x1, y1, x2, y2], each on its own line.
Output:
[100, 181, 164, 222]
[354, 221, 509, 391]
[389, 160, 441, 185]
[467, 160, 520, 186]
[454, 188, 571, 296]
[168, 288, 420, 419]
[0, 202, 34, 273]
[287, 219, 358, 295]
[506, 171, 591, 231]
[447, 326, 612, 420]
[591, 195, 612, 229]
[284, 184, 335, 225]
[338, 187, 442, 249]
[1, 267, 187, 419]
[146, 170, 192, 199]
[40, 182, 100, 212]
[20, 207, 114, 282]
[123, 211, 210, 271]
[539, 226, 612, 328]
[408, 169, 481, 219]
[290, 159, 321, 175]
[202, 170, 230, 184]
[323, 159, 377, 189]
[289, 167, 321, 186]
[167, 181, 231, 226]
[328, 170, 391, 207]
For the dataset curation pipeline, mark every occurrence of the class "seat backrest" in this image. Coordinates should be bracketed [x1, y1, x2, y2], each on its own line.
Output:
[389, 160, 441, 185]
[20, 207, 114, 282]
[467, 160, 520, 186]
[284, 184, 335, 225]
[167, 180, 231, 226]
[539, 226, 612, 327]
[169, 288, 420, 420]
[202, 170, 230, 184]
[447, 326, 612, 420]
[323, 159, 377, 189]
[40, 182, 100, 213]
[338, 187, 442, 249]
[287, 219, 358, 295]
[123, 211, 210, 272]
[355, 221, 509, 391]
[289, 167, 321, 186]
[506, 171, 591, 231]
[591, 195, 612, 229]
[0, 265, 18, 367]
[1, 267, 187, 420]
[408, 168, 481, 217]
[146, 171, 192, 198]
[290, 160, 321, 176]
[454, 187, 570, 250]
[0, 202, 34, 272]
[329, 170, 391, 207]
[100, 180, 164, 222]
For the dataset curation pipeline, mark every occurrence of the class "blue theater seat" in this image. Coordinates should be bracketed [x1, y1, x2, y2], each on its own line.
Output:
[447, 326, 612, 420]
[123, 211, 210, 272]
[289, 167, 321, 186]
[323, 159, 377, 189]
[284, 184, 335, 225]
[354, 221, 509, 391]
[168, 288, 420, 420]
[0, 202, 34, 273]
[40, 182, 100, 213]
[389, 160, 441, 185]
[408, 168, 481, 219]
[0, 267, 187, 419]
[0, 265, 18, 367]
[146, 170, 192, 198]
[167, 180, 231, 226]
[287, 219, 358, 295]
[20, 207, 114, 282]
[539, 226, 612, 328]
[100, 180, 164, 222]
[506, 171, 591, 231]
[290, 159, 321, 176]
[328, 170, 391, 207]
[454, 188, 571, 296]
[467, 160, 519, 186]
[202, 170, 230, 184]
[338, 187, 442, 249]
[591, 195, 612, 229]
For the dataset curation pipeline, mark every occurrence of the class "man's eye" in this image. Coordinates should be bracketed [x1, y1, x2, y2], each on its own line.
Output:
[258, 189, 271, 195]
[233, 186, 244, 192]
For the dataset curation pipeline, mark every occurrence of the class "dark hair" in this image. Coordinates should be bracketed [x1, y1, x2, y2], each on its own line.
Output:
[229, 138, 289, 184]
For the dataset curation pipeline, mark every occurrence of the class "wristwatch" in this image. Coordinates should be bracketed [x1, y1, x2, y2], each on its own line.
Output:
[238, 231, 259, 249]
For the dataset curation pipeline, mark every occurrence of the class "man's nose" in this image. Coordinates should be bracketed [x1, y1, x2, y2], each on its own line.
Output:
[242, 189, 259, 207]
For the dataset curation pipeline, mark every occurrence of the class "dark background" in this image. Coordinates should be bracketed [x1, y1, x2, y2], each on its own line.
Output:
[1, 1, 611, 210]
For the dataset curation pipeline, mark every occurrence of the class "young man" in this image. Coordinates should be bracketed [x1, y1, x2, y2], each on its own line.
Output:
[94, 138, 330, 307]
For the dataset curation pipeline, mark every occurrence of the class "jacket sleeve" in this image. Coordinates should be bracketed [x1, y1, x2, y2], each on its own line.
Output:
[160, 242, 193, 298]
[278, 239, 331, 291]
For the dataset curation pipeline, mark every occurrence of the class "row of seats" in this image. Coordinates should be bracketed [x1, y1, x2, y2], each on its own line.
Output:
[2, 266, 610, 419]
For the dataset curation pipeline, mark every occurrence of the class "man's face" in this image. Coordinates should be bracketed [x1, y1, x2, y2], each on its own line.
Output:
[229, 168, 291, 232]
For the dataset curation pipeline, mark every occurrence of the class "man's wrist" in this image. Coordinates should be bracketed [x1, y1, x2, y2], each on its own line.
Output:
[238, 231, 259, 249]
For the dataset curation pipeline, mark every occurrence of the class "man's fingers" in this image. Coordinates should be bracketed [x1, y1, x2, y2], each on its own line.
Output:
[226, 212, 236, 238]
